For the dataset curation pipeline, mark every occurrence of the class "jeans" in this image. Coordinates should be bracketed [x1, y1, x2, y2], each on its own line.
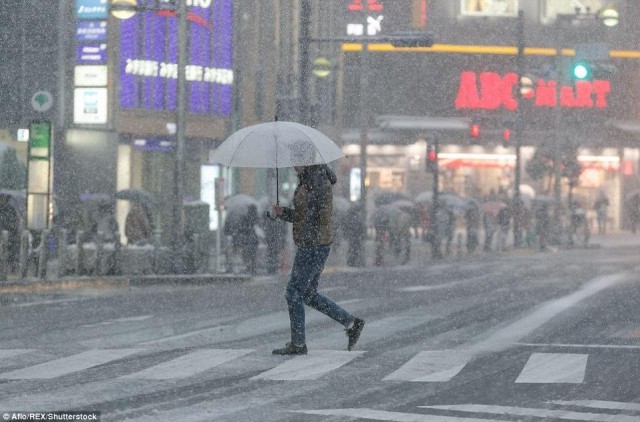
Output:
[286, 245, 354, 345]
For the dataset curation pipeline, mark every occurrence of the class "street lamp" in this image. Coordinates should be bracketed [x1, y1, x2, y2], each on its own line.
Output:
[111, 0, 188, 271]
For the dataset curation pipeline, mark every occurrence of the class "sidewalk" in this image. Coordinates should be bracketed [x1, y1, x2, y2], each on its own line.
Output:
[2, 232, 640, 294]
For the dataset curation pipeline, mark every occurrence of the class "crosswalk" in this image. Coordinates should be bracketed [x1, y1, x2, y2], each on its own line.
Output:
[0, 347, 624, 385]
[298, 402, 640, 422]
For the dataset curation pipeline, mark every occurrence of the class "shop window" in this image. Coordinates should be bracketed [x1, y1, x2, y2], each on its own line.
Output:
[460, 0, 518, 17]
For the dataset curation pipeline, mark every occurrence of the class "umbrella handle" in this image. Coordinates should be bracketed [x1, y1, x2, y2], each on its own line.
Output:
[266, 211, 278, 221]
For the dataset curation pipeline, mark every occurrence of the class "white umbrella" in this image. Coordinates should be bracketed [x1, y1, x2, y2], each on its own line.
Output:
[211, 121, 343, 168]
[415, 191, 467, 212]
[225, 194, 259, 215]
[210, 120, 344, 204]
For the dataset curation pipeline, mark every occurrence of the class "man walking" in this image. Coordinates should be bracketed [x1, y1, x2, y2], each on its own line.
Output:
[271, 163, 365, 355]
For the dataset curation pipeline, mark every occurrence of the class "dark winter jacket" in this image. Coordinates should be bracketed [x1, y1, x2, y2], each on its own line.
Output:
[280, 165, 337, 248]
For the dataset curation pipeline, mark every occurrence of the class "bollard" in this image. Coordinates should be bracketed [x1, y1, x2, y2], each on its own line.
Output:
[57, 229, 68, 278]
[76, 230, 85, 276]
[95, 232, 104, 276]
[0, 230, 8, 282]
[152, 229, 162, 274]
[193, 233, 201, 273]
[37, 230, 50, 280]
[112, 231, 121, 275]
[19, 230, 29, 279]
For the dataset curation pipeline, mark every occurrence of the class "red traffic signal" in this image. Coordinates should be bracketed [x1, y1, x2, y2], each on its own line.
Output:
[470, 123, 481, 139]
[502, 129, 511, 147]
[426, 145, 437, 173]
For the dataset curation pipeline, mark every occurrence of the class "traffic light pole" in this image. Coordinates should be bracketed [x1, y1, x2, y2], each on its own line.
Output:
[552, 17, 566, 244]
[513, 10, 524, 247]
[359, 39, 369, 235]
[171, 0, 188, 271]
[430, 135, 441, 259]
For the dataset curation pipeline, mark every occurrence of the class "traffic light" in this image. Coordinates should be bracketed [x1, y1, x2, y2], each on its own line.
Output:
[502, 128, 511, 148]
[571, 61, 592, 80]
[470, 123, 481, 141]
[426, 145, 437, 173]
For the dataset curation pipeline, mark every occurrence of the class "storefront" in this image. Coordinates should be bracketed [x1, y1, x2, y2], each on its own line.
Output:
[338, 48, 639, 230]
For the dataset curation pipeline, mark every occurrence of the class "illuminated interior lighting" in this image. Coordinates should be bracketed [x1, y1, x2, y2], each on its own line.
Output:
[438, 153, 516, 161]
[577, 155, 620, 163]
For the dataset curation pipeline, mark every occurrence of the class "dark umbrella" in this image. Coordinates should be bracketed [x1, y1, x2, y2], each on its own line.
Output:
[0, 189, 26, 216]
[79, 192, 112, 205]
[374, 191, 411, 207]
[115, 189, 156, 206]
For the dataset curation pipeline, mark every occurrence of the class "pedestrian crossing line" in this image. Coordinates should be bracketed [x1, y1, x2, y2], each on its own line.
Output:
[294, 408, 505, 421]
[420, 404, 640, 422]
[251, 350, 364, 381]
[0, 349, 144, 380]
[383, 351, 475, 382]
[137, 325, 233, 346]
[515, 352, 588, 383]
[82, 315, 153, 328]
[0, 350, 35, 360]
[121, 349, 254, 380]
[549, 400, 640, 411]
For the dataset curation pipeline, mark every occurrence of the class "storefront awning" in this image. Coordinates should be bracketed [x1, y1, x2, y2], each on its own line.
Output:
[375, 115, 471, 131]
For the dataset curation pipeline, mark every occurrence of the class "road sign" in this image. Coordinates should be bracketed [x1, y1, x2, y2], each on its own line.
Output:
[31, 91, 53, 112]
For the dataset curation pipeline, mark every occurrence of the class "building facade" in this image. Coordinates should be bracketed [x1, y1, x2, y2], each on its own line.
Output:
[307, 0, 640, 230]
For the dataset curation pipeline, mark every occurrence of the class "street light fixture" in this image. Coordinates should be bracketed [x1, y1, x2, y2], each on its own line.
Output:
[110, 0, 137, 20]
[598, 6, 619, 28]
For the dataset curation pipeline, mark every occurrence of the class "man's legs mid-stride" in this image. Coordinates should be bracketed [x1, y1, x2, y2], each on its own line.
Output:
[273, 246, 365, 355]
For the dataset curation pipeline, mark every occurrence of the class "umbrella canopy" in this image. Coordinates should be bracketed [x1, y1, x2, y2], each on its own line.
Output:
[415, 191, 467, 212]
[374, 190, 411, 206]
[481, 200, 508, 217]
[115, 188, 156, 206]
[210, 121, 344, 168]
[533, 195, 556, 205]
[225, 194, 259, 215]
[0, 189, 25, 216]
[79, 192, 112, 204]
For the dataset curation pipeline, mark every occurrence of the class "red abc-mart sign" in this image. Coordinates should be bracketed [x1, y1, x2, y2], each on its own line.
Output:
[455, 71, 611, 110]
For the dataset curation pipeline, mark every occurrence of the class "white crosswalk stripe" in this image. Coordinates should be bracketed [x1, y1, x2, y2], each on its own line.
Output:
[121, 349, 254, 379]
[515, 352, 588, 383]
[0, 348, 621, 386]
[252, 350, 364, 381]
[0, 349, 35, 360]
[295, 408, 506, 421]
[421, 404, 640, 422]
[0, 349, 144, 380]
[383, 350, 475, 382]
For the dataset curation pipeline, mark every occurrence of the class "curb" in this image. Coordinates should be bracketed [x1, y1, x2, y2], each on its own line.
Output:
[0, 273, 252, 295]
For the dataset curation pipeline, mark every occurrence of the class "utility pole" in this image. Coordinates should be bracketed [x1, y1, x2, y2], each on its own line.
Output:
[513, 10, 524, 247]
[299, 0, 312, 125]
[172, 0, 188, 271]
[359, 42, 369, 235]
[430, 135, 441, 259]
[552, 16, 566, 245]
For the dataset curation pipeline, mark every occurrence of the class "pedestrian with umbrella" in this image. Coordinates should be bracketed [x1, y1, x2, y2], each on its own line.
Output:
[211, 120, 365, 355]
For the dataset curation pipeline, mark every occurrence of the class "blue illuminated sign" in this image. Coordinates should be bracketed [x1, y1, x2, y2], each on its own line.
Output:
[76, 21, 108, 41]
[76, 44, 108, 64]
[76, 0, 108, 19]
